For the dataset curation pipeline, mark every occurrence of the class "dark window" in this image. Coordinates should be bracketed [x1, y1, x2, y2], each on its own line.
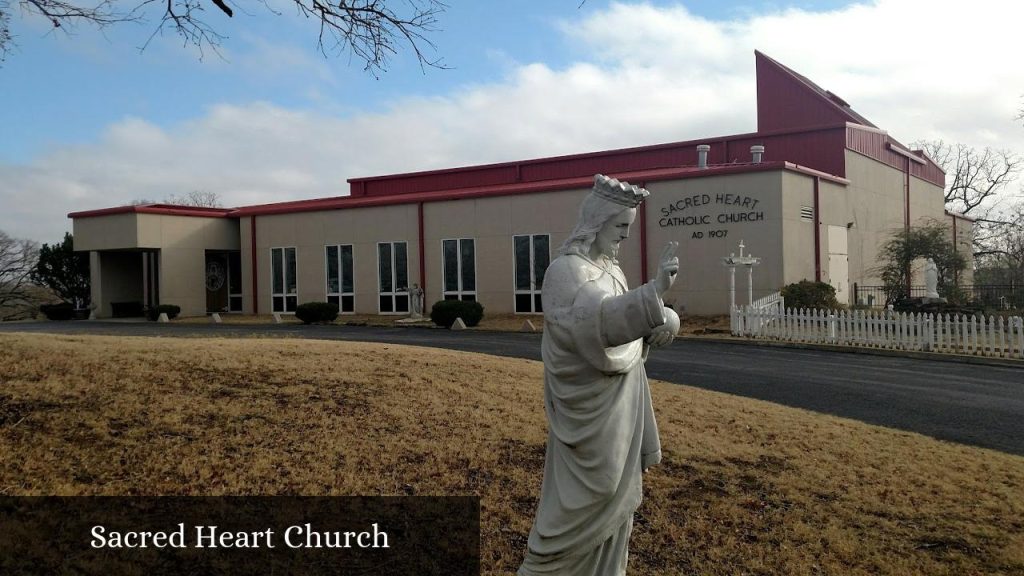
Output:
[271, 247, 297, 313]
[326, 244, 355, 313]
[514, 236, 530, 291]
[461, 240, 476, 291]
[272, 249, 284, 294]
[326, 246, 339, 294]
[228, 251, 242, 312]
[514, 234, 549, 313]
[340, 245, 354, 294]
[378, 243, 393, 293]
[443, 238, 476, 300]
[443, 239, 458, 292]
[378, 241, 409, 313]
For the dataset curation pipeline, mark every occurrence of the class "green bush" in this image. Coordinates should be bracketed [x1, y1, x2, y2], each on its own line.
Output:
[40, 302, 75, 321]
[147, 304, 181, 321]
[781, 280, 839, 310]
[295, 301, 339, 324]
[430, 299, 484, 328]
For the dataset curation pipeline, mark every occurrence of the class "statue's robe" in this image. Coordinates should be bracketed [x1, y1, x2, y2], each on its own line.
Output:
[519, 253, 664, 576]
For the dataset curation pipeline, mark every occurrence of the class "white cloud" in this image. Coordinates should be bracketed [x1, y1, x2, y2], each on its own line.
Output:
[3, 0, 1023, 242]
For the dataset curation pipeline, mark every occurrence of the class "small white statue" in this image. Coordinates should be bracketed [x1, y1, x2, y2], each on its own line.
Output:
[410, 283, 424, 318]
[519, 174, 679, 576]
[924, 258, 939, 299]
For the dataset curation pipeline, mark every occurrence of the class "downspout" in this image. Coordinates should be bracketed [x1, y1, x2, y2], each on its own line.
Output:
[418, 202, 426, 296]
[814, 176, 821, 282]
[639, 182, 649, 284]
[250, 216, 258, 314]
[952, 214, 959, 285]
[904, 156, 911, 296]
[904, 156, 911, 231]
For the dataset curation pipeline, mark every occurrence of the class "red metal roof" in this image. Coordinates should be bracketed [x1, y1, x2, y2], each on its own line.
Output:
[68, 204, 235, 219]
[234, 161, 847, 217]
[347, 124, 852, 199]
[755, 50, 876, 132]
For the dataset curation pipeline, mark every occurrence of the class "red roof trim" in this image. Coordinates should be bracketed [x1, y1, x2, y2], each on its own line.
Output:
[346, 123, 849, 186]
[69, 204, 234, 219]
[234, 161, 847, 217]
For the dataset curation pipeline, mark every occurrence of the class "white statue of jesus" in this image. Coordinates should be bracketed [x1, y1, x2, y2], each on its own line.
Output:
[519, 174, 679, 576]
[924, 258, 939, 299]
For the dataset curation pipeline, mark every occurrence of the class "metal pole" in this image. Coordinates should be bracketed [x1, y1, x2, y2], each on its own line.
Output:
[747, 265, 754, 307]
[730, 266, 736, 310]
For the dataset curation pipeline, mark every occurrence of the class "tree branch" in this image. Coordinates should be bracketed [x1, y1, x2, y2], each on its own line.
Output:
[2, 0, 447, 73]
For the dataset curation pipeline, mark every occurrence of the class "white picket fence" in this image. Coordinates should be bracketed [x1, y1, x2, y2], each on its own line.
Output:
[731, 306, 1024, 359]
[731, 291, 785, 334]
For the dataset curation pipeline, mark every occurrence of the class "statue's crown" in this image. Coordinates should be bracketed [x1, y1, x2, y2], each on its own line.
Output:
[592, 174, 649, 207]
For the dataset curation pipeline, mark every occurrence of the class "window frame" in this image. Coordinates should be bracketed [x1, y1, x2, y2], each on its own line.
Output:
[270, 246, 298, 314]
[513, 233, 550, 314]
[377, 241, 410, 315]
[441, 237, 477, 302]
[227, 251, 243, 313]
[325, 244, 356, 314]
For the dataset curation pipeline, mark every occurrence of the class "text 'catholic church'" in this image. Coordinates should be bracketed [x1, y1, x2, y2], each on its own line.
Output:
[70, 52, 973, 318]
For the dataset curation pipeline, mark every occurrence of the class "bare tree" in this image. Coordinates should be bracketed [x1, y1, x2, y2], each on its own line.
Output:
[131, 191, 221, 206]
[164, 190, 222, 207]
[0, 230, 41, 321]
[914, 140, 1023, 262]
[1, 0, 447, 73]
[915, 140, 1021, 219]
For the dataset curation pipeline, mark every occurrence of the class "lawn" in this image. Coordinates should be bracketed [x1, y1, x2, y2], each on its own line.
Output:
[1, 333, 1022, 575]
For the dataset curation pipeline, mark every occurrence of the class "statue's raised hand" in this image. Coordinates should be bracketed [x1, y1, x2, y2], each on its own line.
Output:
[655, 242, 679, 296]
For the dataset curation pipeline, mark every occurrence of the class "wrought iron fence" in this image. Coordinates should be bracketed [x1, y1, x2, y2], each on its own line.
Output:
[853, 284, 1024, 309]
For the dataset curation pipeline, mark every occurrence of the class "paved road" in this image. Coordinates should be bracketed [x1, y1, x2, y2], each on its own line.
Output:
[3, 321, 1023, 457]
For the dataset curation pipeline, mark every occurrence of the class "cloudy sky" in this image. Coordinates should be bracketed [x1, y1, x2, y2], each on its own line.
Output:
[2, 0, 1022, 243]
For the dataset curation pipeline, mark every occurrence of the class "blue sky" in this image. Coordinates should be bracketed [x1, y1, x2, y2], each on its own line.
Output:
[2, 0, 1021, 242]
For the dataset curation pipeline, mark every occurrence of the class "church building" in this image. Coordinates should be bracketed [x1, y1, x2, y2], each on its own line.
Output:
[70, 51, 972, 318]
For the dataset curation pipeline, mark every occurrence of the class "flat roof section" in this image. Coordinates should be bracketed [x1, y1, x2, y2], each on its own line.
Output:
[69, 204, 235, 220]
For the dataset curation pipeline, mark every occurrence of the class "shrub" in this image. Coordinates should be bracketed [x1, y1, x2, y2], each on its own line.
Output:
[430, 300, 484, 328]
[147, 304, 181, 321]
[295, 301, 339, 324]
[40, 301, 75, 321]
[781, 280, 839, 310]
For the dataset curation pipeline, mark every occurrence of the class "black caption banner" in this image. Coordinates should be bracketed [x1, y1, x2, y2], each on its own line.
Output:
[0, 497, 479, 575]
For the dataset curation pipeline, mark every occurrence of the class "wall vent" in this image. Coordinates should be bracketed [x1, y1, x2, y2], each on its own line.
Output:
[800, 206, 814, 221]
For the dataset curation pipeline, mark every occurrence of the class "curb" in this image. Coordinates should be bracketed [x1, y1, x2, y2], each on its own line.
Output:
[682, 335, 1024, 369]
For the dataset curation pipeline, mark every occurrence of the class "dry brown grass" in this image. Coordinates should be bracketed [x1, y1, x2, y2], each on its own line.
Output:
[1, 333, 1022, 575]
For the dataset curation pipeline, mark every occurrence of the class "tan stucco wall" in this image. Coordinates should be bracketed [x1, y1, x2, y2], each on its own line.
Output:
[842, 150, 957, 299]
[74, 214, 138, 252]
[423, 188, 595, 314]
[250, 205, 420, 314]
[844, 150, 909, 290]
[646, 171, 783, 315]
[779, 171, 816, 286]
[74, 213, 239, 317]
[240, 217, 254, 314]
[137, 214, 240, 317]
